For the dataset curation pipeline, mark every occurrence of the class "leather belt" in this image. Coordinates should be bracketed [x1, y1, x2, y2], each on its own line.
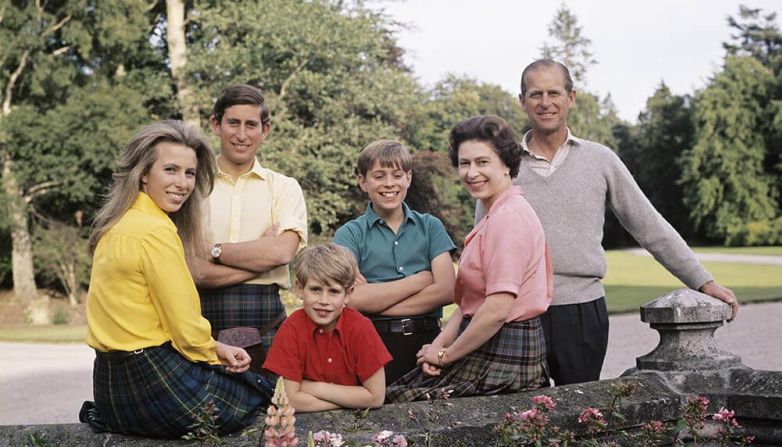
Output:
[371, 317, 440, 336]
[95, 341, 171, 362]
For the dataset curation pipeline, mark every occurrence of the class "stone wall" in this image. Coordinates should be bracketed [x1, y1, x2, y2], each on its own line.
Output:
[2, 289, 780, 446]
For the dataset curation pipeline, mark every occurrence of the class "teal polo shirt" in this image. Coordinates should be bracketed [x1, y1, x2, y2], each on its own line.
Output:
[333, 202, 456, 318]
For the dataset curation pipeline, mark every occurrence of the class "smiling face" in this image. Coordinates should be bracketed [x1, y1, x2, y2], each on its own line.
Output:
[457, 139, 511, 211]
[358, 160, 412, 219]
[520, 66, 576, 135]
[298, 278, 352, 332]
[141, 142, 197, 213]
[210, 104, 271, 177]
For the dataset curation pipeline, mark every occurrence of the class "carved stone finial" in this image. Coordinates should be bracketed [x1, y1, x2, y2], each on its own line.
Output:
[636, 288, 741, 371]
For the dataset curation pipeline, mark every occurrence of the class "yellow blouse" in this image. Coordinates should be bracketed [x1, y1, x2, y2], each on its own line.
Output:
[86, 192, 218, 364]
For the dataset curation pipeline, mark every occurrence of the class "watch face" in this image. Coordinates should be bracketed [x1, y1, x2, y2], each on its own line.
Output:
[211, 245, 221, 258]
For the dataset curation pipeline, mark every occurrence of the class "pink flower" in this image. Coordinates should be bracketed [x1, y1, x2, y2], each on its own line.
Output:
[519, 408, 539, 421]
[578, 407, 605, 424]
[642, 420, 666, 433]
[712, 407, 735, 423]
[373, 430, 407, 447]
[688, 395, 709, 413]
[532, 395, 556, 411]
[312, 430, 345, 447]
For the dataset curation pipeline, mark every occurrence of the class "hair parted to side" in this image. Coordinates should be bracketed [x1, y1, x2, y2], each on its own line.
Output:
[356, 139, 413, 177]
[448, 115, 523, 179]
[295, 243, 358, 291]
[89, 120, 216, 257]
[520, 59, 574, 96]
[212, 84, 270, 126]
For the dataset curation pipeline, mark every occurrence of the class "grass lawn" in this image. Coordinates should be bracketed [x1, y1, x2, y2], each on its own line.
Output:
[603, 249, 782, 313]
[0, 324, 86, 343]
[444, 247, 781, 318]
[691, 246, 782, 256]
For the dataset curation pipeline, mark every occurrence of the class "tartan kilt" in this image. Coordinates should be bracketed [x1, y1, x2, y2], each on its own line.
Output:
[386, 316, 549, 403]
[91, 343, 273, 438]
[199, 283, 285, 351]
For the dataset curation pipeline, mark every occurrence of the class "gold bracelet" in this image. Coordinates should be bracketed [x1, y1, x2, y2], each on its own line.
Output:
[437, 348, 447, 368]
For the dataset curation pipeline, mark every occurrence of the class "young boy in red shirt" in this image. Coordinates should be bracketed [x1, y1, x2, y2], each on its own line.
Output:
[263, 243, 391, 412]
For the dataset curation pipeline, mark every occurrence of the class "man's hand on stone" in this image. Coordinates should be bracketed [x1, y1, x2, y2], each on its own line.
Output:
[699, 280, 739, 321]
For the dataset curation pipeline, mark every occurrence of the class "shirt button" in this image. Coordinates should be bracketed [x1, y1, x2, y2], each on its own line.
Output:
[394, 241, 399, 245]
[327, 358, 332, 363]
[398, 266, 404, 272]
[318, 329, 324, 334]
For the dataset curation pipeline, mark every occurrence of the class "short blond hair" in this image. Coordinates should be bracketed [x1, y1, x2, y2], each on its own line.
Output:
[356, 139, 412, 176]
[295, 243, 358, 290]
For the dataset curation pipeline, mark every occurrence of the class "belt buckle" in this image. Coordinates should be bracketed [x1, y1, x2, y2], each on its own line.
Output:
[132, 349, 144, 355]
[400, 318, 413, 336]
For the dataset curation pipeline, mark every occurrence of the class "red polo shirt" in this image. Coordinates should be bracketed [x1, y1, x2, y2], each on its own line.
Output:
[263, 307, 392, 385]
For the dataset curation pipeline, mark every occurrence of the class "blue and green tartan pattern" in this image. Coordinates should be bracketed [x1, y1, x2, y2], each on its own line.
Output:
[91, 343, 272, 438]
[199, 283, 286, 351]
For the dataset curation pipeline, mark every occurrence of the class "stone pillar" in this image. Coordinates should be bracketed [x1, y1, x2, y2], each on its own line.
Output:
[636, 288, 742, 371]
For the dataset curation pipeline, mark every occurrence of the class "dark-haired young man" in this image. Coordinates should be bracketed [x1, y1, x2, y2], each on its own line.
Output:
[191, 84, 308, 354]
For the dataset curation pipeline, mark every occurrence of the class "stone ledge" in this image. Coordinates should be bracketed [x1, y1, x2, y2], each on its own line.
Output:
[0, 373, 748, 447]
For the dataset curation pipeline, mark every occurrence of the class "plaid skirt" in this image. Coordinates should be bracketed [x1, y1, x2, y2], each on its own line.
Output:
[386, 316, 549, 403]
[89, 343, 273, 438]
[200, 283, 286, 351]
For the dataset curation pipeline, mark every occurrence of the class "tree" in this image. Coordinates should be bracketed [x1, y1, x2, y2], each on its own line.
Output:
[165, 0, 200, 126]
[410, 75, 528, 153]
[724, 5, 782, 74]
[724, 5, 782, 212]
[1, 1, 81, 303]
[1, 0, 164, 307]
[540, 3, 596, 84]
[567, 91, 619, 148]
[185, 0, 423, 235]
[631, 82, 697, 239]
[680, 56, 778, 242]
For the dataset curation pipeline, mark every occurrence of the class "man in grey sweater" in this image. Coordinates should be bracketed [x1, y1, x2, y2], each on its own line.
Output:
[477, 59, 739, 385]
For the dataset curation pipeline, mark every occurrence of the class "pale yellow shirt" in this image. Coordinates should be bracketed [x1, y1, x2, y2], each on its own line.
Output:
[86, 192, 218, 364]
[208, 157, 308, 288]
[521, 128, 579, 177]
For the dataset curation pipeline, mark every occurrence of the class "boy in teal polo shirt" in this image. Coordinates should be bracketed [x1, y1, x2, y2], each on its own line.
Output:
[333, 140, 456, 385]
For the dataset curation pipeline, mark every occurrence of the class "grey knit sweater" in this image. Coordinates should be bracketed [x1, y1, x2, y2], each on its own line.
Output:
[477, 136, 712, 306]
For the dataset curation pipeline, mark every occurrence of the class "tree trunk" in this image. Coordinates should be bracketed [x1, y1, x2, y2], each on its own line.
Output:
[1, 155, 39, 303]
[166, 0, 200, 127]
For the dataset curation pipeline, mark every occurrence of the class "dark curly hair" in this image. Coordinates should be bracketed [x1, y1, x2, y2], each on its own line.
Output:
[448, 115, 523, 179]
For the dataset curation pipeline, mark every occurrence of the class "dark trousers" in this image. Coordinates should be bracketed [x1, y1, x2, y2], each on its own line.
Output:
[378, 329, 439, 386]
[540, 297, 609, 386]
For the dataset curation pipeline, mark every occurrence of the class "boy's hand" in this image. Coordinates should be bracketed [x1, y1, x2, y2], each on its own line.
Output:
[215, 341, 251, 373]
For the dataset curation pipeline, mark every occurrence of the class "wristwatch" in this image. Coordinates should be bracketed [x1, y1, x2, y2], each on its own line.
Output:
[210, 243, 223, 264]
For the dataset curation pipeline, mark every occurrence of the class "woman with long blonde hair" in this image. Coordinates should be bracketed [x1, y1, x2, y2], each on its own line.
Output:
[80, 120, 273, 438]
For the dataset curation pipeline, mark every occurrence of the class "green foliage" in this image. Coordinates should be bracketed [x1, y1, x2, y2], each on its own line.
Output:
[33, 221, 91, 303]
[409, 75, 529, 152]
[680, 55, 779, 240]
[724, 5, 782, 74]
[628, 83, 697, 239]
[406, 151, 468, 254]
[25, 432, 54, 447]
[182, 400, 222, 446]
[569, 91, 620, 148]
[186, 0, 422, 235]
[540, 3, 596, 84]
[725, 217, 782, 246]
